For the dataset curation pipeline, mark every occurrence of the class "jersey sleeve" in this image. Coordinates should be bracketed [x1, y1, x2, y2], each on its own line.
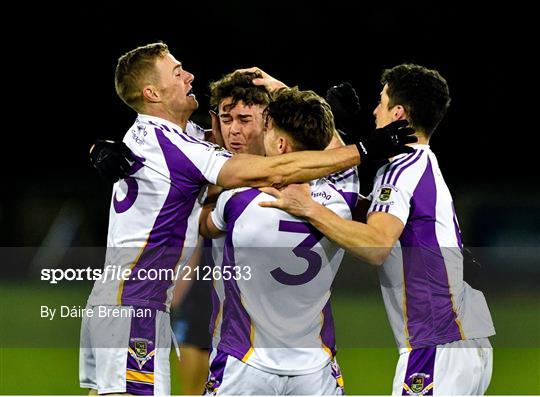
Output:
[185, 120, 207, 140]
[124, 119, 232, 186]
[211, 190, 235, 232]
[368, 150, 428, 225]
[326, 167, 360, 213]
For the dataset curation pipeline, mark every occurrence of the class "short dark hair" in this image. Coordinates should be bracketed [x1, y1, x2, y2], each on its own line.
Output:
[115, 42, 169, 112]
[381, 63, 451, 136]
[209, 71, 271, 111]
[265, 87, 334, 151]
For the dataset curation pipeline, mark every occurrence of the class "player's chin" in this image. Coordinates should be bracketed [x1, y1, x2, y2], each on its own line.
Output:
[188, 96, 199, 109]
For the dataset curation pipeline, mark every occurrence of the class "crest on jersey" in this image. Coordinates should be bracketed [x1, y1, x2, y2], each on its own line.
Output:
[128, 338, 155, 369]
[375, 184, 397, 206]
[404, 372, 432, 395]
[205, 376, 220, 395]
[411, 374, 424, 393]
[379, 187, 392, 202]
[134, 340, 147, 357]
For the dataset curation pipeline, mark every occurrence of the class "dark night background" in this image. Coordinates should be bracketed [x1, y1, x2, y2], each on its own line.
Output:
[0, 5, 538, 394]
[1, 3, 538, 276]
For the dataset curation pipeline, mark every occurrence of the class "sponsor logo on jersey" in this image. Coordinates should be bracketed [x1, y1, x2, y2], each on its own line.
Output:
[131, 122, 147, 145]
[312, 191, 332, 201]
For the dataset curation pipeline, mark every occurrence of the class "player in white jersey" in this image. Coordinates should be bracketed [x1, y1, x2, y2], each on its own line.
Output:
[200, 87, 359, 395]
[259, 64, 495, 395]
[81, 43, 414, 394]
[170, 71, 274, 394]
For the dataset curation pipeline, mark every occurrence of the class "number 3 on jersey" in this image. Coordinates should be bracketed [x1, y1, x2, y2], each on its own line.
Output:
[270, 220, 325, 286]
[113, 157, 145, 214]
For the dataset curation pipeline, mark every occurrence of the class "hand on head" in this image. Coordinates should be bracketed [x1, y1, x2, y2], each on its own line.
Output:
[235, 67, 288, 91]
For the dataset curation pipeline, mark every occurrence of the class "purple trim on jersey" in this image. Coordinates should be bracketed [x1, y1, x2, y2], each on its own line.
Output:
[372, 203, 390, 213]
[126, 308, 156, 395]
[327, 182, 358, 213]
[120, 128, 207, 311]
[391, 150, 424, 186]
[401, 347, 435, 396]
[177, 132, 233, 157]
[208, 350, 229, 392]
[399, 158, 462, 349]
[328, 169, 350, 180]
[177, 131, 209, 147]
[380, 163, 393, 188]
[320, 299, 337, 356]
[451, 203, 463, 249]
[113, 178, 139, 213]
[147, 119, 170, 131]
[383, 151, 418, 185]
[217, 189, 262, 360]
[181, 131, 214, 148]
[328, 169, 356, 183]
[113, 159, 145, 213]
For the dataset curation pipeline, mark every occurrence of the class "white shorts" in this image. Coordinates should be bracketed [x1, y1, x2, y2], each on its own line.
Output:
[393, 338, 493, 395]
[79, 305, 172, 395]
[204, 350, 344, 395]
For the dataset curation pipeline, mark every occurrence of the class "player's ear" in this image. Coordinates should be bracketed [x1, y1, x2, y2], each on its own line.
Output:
[142, 85, 160, 103]
[392, 105, 406, 120]
[278, 136, 291, 155]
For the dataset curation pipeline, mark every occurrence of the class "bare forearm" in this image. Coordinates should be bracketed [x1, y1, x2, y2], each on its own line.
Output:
[304, 203, 392, 265]
[270, 146, 360, 187]
[218, 145, 360, 189]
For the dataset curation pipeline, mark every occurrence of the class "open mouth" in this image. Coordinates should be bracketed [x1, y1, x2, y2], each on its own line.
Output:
[229, 142, 244, 151]
[187, 88, 195, 97]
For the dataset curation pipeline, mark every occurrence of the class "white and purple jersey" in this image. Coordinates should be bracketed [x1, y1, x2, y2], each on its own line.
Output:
[208, 170, 359, 376]
[368, 145, 495, 351]
[87, 114, 232, 312]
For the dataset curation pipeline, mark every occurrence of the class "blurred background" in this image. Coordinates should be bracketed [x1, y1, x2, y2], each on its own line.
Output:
[1, 2, 538, 394]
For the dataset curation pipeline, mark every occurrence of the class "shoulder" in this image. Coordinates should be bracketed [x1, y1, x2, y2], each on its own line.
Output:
[185, 121, 207, 140]
[311, 179, 354, 218]
[326, 167, 359, 186]
[377, 148, 429, 188]
[219, 187, 261, 209]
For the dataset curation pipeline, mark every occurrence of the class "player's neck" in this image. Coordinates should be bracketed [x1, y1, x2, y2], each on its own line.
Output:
[414, 132, 429, 145]
[143, 107, 189, 130]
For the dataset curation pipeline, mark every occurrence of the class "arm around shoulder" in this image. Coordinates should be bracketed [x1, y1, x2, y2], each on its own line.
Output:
[217, 146, 360, 189]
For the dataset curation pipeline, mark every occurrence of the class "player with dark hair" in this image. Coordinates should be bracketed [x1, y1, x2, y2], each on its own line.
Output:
[259, 64, 495, 395]
[200, 87, 357, 395]
[83, 41, 415, 394]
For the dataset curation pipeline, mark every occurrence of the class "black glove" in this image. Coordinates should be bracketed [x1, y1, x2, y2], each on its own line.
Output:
[89, 140, 133, 183]
[355, 120, 417, 163]
[326, 82, 363, 144]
